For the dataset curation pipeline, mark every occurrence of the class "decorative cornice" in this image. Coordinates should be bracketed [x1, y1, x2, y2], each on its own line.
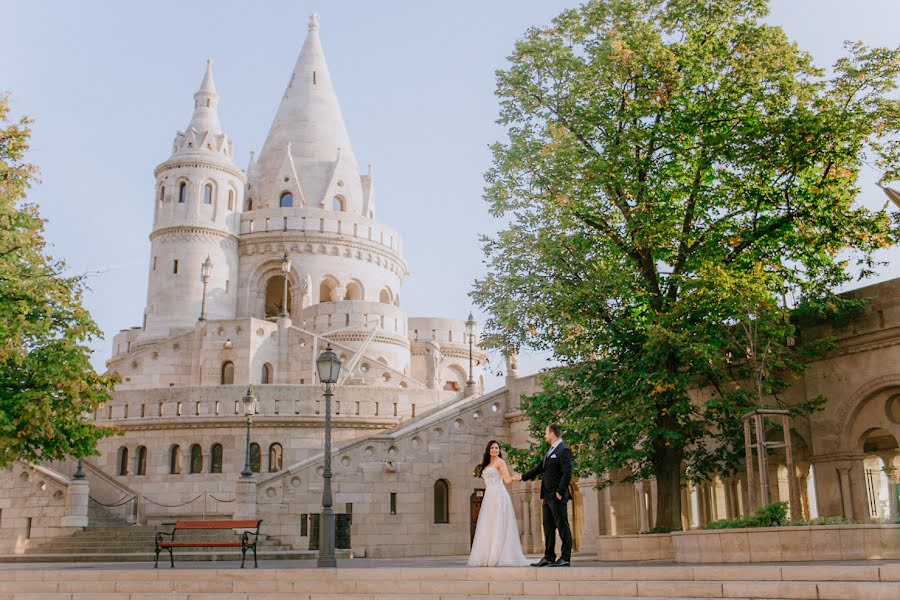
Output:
[98, 415, 401, 432]
[238, 234, 408, 276]
[150, 226, 239, 244]
[154, 158, 246, 181]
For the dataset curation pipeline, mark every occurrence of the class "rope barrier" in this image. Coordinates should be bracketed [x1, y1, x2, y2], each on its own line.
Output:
[208, 494, 236, 503]
[89, 495, 133, 507]
[142, 494, 203, 508]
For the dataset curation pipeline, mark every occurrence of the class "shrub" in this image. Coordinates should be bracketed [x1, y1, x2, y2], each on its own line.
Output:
[704, 502, 788, 529]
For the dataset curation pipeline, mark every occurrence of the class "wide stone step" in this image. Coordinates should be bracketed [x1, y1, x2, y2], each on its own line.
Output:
[0, 564, 896, 598]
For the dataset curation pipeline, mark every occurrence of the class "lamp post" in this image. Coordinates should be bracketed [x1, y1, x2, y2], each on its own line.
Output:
[316, 343, 342, 568]
[465, 312, 476, 387]
[199, 255, 213, 321]
[73, 458, 85, 480]
[279, 252, 291, 318]
[240, 385, 258, 478]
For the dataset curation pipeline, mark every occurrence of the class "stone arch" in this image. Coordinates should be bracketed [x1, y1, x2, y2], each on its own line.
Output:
[379, 286, 393, 304]
[332, 195, 345, 212]
[247, 259, 300, 320]
[843, 379, 900, 454]
[442, 364, 467, 392]
[319, 276, 339, 303]
[344, 279, 364, 301]
[265, 275, 291, 318]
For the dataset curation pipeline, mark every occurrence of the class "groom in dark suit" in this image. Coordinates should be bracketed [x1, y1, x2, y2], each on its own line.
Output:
[513, 423, 573, 567]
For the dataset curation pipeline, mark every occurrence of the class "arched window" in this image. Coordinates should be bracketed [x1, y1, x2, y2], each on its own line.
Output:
[117, 447, 129, 476]
[170, 445, 182, 474]
[319, 277, 337, 303]
[221, 361, 234, 385]
[190, 444, 203, 474]
[249, 442, 261, 473]
[136, 446, 147, 476]
[279, 192, 293, 208]
[158, 186, 165, 204]
[210, 443, 223, 473]
[268, 443, 283, 472]
[227, 189, 235, 211]
[261, 363, 272, 384]
[178, 182, 187, 203]
[332, 195, 345, 212]
[246, 198, 253, 211]
[434, 479, 450, 523]
[203, 183, 213, 205]
[379, 288, 392, 304]
[344, 281, 363, 301]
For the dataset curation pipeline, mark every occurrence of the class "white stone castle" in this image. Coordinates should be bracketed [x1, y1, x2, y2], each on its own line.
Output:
[2, 14, 897, 563]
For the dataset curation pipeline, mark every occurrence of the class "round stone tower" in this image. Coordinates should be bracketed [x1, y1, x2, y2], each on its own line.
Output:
[140, 61, 246, 343]
[238, 15, 410, 379]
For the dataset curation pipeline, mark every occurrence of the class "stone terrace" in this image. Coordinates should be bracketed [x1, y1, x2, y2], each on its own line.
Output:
[0, 559, 898, 599]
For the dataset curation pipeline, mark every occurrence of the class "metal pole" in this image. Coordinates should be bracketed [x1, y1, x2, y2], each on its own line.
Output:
[467, 333, 474, 386]
[199, 278, 208, 321]
[318, 381, 337, 568]
[241, 415, 253, 478]
[73, 458, 85, 480]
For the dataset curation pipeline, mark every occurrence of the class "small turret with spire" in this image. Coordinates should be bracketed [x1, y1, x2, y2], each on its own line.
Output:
[171, 60, 233, 160]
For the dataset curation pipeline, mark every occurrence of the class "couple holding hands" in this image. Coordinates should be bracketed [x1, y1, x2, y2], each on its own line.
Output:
[467, 423, 574, 568]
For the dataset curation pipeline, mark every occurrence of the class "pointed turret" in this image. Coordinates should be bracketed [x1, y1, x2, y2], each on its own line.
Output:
[171, 60, 233, 160]
[250, 14, 367, 214]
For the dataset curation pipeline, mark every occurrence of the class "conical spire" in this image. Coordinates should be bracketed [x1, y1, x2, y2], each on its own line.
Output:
[169, 60, 232, 160]
[186, 59, 222, 135]
[257, 14, 357, 166]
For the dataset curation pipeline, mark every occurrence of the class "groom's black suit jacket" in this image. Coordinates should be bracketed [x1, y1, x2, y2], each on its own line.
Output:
[522, 441, 573, 501]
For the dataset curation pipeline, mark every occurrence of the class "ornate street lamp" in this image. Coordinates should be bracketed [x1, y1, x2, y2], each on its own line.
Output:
[240, 385, 258, 478]
[73, 458, 85, 480]
[199, 255, 213, 321]
[465, 312, 477, 387]
[316, 343, 341, 568]
[279, 252, 291, 318]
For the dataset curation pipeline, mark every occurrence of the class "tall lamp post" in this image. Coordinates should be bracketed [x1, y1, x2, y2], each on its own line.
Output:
[316, 344, 341, 568]
[199, 255, 213, 321]
[279, 252, 291, 318]
[240, 385, 258, 478]
[465, 312, 477, 389]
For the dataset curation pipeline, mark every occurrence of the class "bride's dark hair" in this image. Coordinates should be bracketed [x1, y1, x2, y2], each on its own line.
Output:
[473, 440, 501, 477]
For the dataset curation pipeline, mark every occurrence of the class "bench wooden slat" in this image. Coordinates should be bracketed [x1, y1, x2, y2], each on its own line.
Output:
[173, 520, 259, 529]
[160, 542, 244, 548]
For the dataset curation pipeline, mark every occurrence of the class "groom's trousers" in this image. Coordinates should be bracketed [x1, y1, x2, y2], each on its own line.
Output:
[542, 497, 573, 562]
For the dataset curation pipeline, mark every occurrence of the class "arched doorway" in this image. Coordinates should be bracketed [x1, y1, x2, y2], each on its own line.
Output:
[861, 428, 899, 521]
[265, 276, 291, 319]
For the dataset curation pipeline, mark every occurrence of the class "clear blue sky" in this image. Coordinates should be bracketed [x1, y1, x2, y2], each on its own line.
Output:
[2, 1, 898, 391]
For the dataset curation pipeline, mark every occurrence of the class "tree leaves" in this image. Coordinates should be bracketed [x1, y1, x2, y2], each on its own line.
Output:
[475, 0, 899, 530]
[0, 94, 116, 467]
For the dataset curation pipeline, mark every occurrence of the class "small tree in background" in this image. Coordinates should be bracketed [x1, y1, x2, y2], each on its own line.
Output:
[0, 94, 116, 467]
[474, 0, 899, 530]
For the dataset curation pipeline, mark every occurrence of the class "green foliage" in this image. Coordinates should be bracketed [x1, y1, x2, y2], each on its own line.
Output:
[790, 516, 859, 526]
[704, 501, 788, 529]
[475, 0, 900, 530]
[0, 94, 116, 467]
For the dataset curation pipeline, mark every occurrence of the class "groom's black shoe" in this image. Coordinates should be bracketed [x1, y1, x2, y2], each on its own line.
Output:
[548, 559, 571, 567]
[531, 558, 554, 567]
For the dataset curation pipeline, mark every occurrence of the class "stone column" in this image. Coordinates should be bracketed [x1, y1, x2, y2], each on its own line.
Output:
[600, 482, 613, 535]
[276, 315, 292, 383]
[836, 465, 854, 520]
[577, 477, 600, 552]
[234, 478, 258, 520]
[680, 485, 691, 530]
[795, 462, 811, 521]
[61, 479, 89, 528]
[723, 478, 736, 520]
[636, 481, 650, 532]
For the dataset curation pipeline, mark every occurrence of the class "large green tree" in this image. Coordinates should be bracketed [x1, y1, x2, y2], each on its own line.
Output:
[473, 0, 899, 530]
[0, 95, 115, 467]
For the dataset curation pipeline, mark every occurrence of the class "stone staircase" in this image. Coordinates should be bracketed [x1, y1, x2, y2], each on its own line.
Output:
[0, 563, 897, 599]
[1, 502, 325, 564]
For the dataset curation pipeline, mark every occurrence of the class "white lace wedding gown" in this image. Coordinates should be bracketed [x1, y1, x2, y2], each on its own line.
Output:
[467, 465, 531, 567]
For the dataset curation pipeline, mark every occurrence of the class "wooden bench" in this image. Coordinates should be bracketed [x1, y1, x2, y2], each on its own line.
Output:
[154, 519, 262, 568]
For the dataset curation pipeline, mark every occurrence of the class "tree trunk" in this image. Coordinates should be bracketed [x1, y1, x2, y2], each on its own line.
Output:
[653, 442, 684, 531]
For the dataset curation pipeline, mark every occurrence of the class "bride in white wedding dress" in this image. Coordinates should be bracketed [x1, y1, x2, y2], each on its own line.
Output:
[467, 440, 531, 567]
